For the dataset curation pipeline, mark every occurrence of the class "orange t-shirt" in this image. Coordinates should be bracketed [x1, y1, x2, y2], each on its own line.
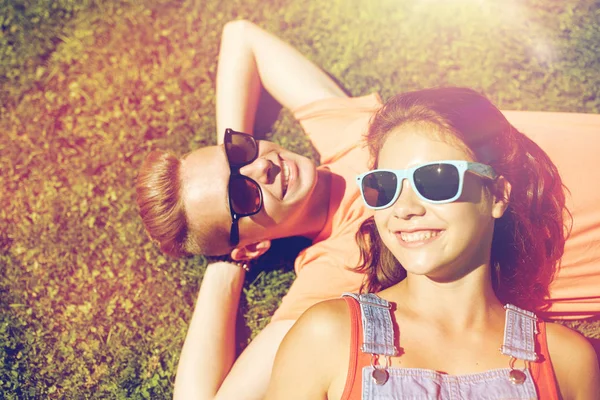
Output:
[503, 111, 600, 318]
[271, 95, 600, 321]
[271, 94, 381, 321]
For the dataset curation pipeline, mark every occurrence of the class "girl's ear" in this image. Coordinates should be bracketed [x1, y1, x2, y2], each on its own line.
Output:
[491, 176, 511, 219]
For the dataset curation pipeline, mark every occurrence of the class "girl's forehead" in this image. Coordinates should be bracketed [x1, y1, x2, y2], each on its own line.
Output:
[379, 124, 476, 163]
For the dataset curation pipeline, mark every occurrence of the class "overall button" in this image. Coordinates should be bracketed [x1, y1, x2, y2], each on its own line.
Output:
[372, 368, 389, 385]
[509, 369, 527, 385]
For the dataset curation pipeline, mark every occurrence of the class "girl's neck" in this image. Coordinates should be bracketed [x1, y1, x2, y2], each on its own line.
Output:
[385, 264, 504, 332]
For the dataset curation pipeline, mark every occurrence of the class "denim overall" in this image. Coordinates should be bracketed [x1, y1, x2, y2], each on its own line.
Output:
[343, 293, 539, 399]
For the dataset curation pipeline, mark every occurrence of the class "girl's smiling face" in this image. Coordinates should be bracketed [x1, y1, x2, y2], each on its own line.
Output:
[374, 124, 509, 282]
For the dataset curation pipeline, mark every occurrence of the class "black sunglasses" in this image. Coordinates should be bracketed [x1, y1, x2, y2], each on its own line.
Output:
[224, 128, 264, 246]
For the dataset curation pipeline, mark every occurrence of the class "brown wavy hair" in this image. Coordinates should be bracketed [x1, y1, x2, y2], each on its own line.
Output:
[135, 150, 230, 258]
[356, 87, 570, 311]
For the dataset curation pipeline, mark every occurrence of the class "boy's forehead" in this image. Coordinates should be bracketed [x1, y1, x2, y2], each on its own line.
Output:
[181, 146, 230, 226]
[181, 145, 228, 180]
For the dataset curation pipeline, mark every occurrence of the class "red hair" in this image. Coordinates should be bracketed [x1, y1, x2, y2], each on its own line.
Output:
[135, 150, 195, 257]
[356, 87, 570, 312]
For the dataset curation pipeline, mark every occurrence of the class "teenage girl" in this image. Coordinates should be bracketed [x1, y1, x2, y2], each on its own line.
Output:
[265, 87, 600, 399]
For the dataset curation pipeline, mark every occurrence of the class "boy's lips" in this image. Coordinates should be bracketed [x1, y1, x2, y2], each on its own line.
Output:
[279, 154, 295, 199]
[282, 160, 290, 198]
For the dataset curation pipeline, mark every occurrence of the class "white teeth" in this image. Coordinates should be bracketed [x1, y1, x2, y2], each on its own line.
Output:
[400, 230, 440, 243]
[282, 161, 290, 196]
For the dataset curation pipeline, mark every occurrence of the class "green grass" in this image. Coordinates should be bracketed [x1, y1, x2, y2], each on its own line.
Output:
[1, 0, 600, 397]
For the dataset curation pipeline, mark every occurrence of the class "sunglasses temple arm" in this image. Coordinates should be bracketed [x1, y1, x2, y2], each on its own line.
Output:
[230, 216, 240, 246]
[468, 162, 498, 180]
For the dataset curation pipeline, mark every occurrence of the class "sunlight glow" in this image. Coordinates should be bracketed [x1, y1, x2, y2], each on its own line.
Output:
[411, 0, 561, 67]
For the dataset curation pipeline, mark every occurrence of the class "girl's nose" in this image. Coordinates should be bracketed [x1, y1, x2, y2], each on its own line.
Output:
[390, 179, 427, 219]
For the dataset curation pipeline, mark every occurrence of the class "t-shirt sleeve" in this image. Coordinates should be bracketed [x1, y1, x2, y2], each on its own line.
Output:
[292, 93, 383, 163]
[271, 247, 365, 322]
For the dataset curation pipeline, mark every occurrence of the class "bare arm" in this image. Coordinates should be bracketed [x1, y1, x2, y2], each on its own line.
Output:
[546, 323, 600, 400]
[173, 260, 296, 400]
[210, 318, 295, 400]
[173, 262, 245, 399]
[215, 20, 347, 144]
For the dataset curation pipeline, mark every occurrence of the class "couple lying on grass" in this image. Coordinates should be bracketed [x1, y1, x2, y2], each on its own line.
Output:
[136, 20, 600, 399]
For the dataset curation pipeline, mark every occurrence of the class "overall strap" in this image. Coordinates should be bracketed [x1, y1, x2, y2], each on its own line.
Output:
[500, 304, 539, 362]
[342, 293, 397, 357]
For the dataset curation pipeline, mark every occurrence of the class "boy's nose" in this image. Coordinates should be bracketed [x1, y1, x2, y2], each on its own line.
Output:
[239, 157, 276, 184]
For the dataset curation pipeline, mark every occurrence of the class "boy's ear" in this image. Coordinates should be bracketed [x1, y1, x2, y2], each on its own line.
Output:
[491, 176, 511, 219]
[230, 240, 271, 261]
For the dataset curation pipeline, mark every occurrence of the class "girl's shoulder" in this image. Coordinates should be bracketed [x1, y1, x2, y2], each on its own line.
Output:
[544, 321, 600, 399]
[295, 298, 352, 337]
[266, 300, 352, 399]
[544, 321, 596, 362]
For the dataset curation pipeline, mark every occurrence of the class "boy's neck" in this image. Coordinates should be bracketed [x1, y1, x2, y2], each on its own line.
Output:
[297, 168, 334, 240]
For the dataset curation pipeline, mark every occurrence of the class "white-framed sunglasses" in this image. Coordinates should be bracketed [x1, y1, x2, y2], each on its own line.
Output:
[356, 160, 497, 210]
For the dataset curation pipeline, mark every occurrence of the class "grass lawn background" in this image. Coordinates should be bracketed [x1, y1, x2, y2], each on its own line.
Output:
[1, 0, 599, 397]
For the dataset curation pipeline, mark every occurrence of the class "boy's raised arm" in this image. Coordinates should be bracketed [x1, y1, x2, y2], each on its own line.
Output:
[215, 20, 347, 144]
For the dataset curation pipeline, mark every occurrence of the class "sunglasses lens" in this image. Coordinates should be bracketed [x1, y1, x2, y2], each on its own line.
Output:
[414, 163, 459, 201]
[362, 171, 398, 208]
[226, 133, 257, 165]
[229, 176, 262, 215]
